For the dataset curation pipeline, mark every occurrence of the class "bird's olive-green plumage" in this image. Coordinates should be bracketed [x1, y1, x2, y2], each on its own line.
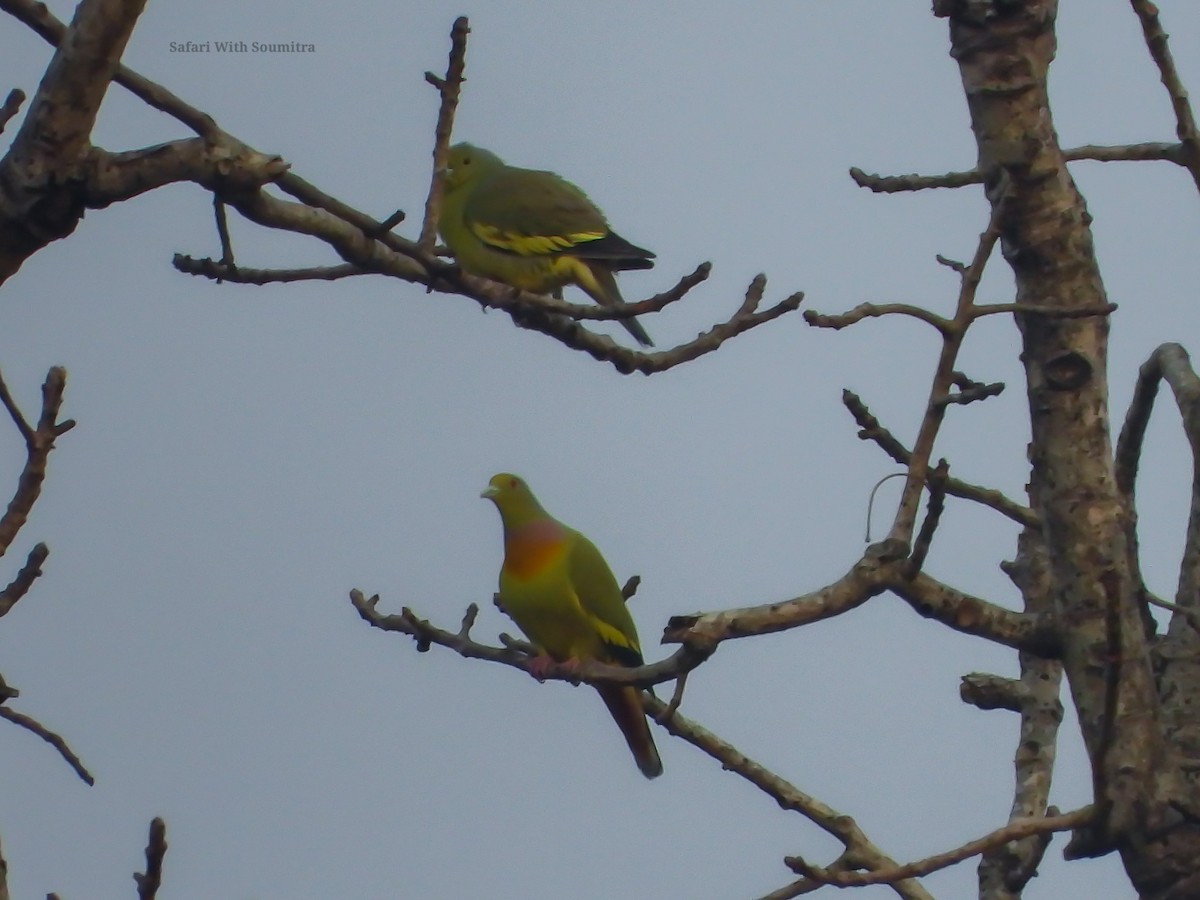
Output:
[481, 473, 663, 779]
[440, 144, 656, 346]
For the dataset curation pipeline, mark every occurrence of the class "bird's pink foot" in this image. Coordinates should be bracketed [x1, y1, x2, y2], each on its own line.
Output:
[526, 655, 581, 682]
[527, 655, 557, 681]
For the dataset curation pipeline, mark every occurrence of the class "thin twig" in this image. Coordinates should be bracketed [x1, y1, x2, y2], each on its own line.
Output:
[973, 302, 1116, 319]
[0, 367, 33, 445]
[174, 256, 365, 284]
[1146, 593, 1200, 632]
[458, 263, 711, 323]
[213, 197, 234, 266]
[850, 141, 1185, 193]
[659, 671, 688, 722]
[906, 459, 947, 576]
[934, 381, 1004, 407]
[419, 16, 469, 252]
[884, 192, 1009, 547]
[0, 367, 73, 556]
[843, 390, 1037, 529]
[787, 807, 1093, 887]
[1129, 0, 1200, 191]
[0, 706, 93, 785]
[803, 302, 951, 335]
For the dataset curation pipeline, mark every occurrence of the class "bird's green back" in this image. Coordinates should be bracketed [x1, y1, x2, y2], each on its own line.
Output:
[566, 530, 645, 667]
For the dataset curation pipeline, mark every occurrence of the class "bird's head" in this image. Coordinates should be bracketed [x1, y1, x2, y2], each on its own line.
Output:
[442, 143, 503, 190]
[481, 473, 545, 522]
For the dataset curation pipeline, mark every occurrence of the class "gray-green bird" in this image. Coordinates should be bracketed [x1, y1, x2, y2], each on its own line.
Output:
[438, 143, 656, 347]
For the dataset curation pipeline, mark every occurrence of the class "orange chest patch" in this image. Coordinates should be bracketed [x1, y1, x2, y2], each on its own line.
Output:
[503, 524, 567, 580]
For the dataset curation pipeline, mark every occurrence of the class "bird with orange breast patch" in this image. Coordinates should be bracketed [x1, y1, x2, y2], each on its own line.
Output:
[481, 473, 662, 779]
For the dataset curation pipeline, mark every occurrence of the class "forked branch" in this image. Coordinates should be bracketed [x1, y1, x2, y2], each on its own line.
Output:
[2, 4, 803, 371]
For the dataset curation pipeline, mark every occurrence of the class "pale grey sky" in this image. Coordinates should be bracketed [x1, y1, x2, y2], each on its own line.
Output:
[2, 1, 1196, 897]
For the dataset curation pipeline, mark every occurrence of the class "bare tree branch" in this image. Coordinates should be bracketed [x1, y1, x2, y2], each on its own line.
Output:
[787, 807, 1093, 888]
[960, 672, 1025, 712]
[882, 195, 1008, 547]
[972, 302, 1117, 320]
[637, 693, 933, 900]
[0, 542, 48, 617]
[419, 16, 468, 252]
[0, 0, 216, 136]
[662, 547, 1047, 652]
[842, 390, 1037, 529]
[803, 302, 951, 335]
[350, 590, 715, 688]
[0, 706, 93, 785]
[0, 367, 73, 556]
[888, 572, 1056, 652]
[850, 142, 1185, 193]
[132, 817, 167, 900]
[173, 257, 365, 285]
[906, 460, 948, 576]
[976, 514, 1066, 897]
[213, 196, 233, 266]
[1129, 0, 1200, 191]
[0, 88, 23, 135]
[0, 0, 150, 279]
[1115, 343, 1200, 632]
[0, 831, 8, 900]
[3, 4, 798, 367]
[662, 550, 893, 644]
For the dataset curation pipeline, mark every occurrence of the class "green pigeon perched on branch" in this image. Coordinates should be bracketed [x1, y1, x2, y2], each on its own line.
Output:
[439, 143, 656, 347]
[481, 473, 663, 779]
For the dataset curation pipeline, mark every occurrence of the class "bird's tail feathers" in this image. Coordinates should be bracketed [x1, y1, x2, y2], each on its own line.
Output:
[597, 685, 663, 779]
[587, 266, 655, 347]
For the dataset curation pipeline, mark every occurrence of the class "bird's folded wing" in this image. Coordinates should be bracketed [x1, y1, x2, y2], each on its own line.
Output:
[568, 533, 645, 668]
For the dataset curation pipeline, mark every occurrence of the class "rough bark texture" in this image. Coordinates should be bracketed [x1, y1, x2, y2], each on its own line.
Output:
[0, 0, 148, 281]
[940, 1, 1200, 896]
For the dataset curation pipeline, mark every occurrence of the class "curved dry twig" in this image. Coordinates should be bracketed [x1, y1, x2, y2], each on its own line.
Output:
[803, 302, 951, 335]
[1115, 343, 1200, 634]
[0, 706, 93, 785]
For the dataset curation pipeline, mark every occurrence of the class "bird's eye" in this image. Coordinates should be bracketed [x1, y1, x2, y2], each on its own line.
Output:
[508, 477, 518, 488]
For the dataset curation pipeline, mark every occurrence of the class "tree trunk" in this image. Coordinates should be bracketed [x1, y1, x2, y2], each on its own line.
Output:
[937, 0, 1200, 895]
